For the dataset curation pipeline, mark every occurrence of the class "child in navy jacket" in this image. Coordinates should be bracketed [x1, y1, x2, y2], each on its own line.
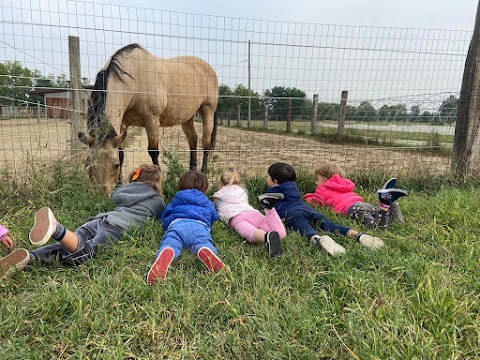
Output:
[147, 170, 224, 284]
[261, 162, 384, 255]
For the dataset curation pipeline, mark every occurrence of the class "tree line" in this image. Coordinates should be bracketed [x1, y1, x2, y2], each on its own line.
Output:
[0, 61, 459, 124]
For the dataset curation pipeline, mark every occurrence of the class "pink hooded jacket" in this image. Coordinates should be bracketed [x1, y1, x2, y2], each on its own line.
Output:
[304, 174, 363, 215]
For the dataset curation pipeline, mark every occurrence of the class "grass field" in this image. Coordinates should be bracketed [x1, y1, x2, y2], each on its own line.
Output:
[1, 160, 479, 359]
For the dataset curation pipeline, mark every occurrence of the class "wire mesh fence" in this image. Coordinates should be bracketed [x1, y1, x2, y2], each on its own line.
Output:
[0, 0, 472, 186]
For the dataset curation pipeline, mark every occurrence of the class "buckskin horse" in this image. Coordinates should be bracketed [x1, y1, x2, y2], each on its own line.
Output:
[78, 43, 218, 193]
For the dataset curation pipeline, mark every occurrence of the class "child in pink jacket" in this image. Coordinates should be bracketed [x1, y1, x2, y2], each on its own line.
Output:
[0, 224, 14, 251]
[213, 167, 286, 257]
[304, 163, 407, 230]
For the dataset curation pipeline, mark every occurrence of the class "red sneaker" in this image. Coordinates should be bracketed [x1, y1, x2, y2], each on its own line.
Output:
[197, 247, 224, 272]
[146, 247, 174, 285]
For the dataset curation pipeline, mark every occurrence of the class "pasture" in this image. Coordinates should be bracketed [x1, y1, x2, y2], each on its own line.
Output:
[0, 117, 450, 186]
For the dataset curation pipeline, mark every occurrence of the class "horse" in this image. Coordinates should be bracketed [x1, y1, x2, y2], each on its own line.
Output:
[78, 43, 218, 193]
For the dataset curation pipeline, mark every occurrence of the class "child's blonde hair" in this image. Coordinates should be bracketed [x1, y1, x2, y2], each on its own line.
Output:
[128, 164, 163, 196]
[314, 163, 345, 179]
[219, 166, 242, 187]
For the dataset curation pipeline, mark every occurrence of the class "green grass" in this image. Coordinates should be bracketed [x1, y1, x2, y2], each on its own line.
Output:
[1, 162, 480, 359]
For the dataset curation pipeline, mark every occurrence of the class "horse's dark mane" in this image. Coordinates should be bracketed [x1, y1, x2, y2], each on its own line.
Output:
[87, 43, 144, 141]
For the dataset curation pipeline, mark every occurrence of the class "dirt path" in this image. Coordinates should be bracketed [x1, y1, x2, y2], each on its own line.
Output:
[0, 118, 450, 181]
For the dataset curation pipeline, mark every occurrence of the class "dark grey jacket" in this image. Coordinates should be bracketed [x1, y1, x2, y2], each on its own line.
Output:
[94, 182, 165, 230]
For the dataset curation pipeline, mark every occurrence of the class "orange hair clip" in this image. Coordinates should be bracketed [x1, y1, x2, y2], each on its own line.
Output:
[131, 168, 141, 181]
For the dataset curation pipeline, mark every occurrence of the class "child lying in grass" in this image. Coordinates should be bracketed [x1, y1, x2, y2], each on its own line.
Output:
[0, 164, 165, 279]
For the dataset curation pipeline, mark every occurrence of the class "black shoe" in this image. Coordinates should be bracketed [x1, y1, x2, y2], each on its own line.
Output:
[265, 231, 283, 257]
[258, 193, 284, 209]
[382, 177, 397, 189]
[378, 188, 407, 205]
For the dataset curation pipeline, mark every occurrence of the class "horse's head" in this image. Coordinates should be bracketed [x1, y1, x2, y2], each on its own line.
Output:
[79, 131, 126, 194]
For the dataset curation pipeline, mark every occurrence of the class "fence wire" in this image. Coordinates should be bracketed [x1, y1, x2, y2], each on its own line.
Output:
[0, 0, 473, 185]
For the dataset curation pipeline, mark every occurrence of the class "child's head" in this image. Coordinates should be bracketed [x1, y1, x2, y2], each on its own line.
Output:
[129, 164, 163, 195]
[315, 163, 345, 180]
[219, 166, 242, 188]
[178, 170, 209, 193]
[267, 162, 296, 185]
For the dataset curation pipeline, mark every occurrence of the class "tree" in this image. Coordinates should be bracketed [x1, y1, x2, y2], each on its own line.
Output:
[0, 61, 35, 106]
[217, 84, 234, 116]
[263, 86, 306, 120]
[409, 105, 421, 122]
[317, 102, 340, 121]
[438, 95, 458, 124]
[232, 84, 260, 115]
[356, 101, 377, 121]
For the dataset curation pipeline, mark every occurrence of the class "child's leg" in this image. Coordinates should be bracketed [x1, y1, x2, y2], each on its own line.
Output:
[29, 207, 79, 252]
[261, 208, 287, 239]
[147, 227, 184, 284]
[188, 226, 224, 272]
[229, 211, 266, 244]
[346, 202, 377, 229]
[387, 202, 404, 223]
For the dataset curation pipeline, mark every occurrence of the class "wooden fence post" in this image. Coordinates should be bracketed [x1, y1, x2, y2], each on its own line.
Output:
[287, 99, 292, 133]
[68, 36, 84, 157]
[311, 94, 318, 135]
[237, 104, 241, 127]
[337, 91, 348, 140]
[263, 104, 268, 129]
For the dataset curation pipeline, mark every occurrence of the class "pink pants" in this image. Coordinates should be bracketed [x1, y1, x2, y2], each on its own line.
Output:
[229, 208, 287, 243]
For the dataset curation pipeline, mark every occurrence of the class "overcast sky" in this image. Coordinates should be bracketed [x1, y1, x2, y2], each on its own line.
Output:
[1, 0, 478, 109]
[92, 0, 478, 31]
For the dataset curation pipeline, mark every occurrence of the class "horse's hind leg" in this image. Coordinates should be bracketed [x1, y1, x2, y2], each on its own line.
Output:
[181, 117, 198, 170]
[199, 105, 216, 173]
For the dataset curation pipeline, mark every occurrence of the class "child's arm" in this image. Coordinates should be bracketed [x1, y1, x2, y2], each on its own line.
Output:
[0, 225, 14, 251]
[304, 185, 325, 205]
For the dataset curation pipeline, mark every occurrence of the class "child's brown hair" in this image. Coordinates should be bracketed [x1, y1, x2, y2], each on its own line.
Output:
[219, 165, 242, 187]
[178, 170, 209, 193]
[128, 164, 163, 196]
[314, 163, 345, 179]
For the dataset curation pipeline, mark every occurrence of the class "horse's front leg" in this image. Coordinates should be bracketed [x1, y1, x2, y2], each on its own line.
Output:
[145, 120, 160, 165]
[200, 106, 217, 174]
[181, 118, 198, 170]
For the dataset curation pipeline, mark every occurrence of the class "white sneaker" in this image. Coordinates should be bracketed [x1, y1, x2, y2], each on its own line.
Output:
[357, 234, 385, 250]
[314, 235, 346, 256]
[29, 207, 56, 246]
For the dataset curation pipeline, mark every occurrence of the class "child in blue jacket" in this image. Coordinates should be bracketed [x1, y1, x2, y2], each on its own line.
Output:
[260, 162, 384, 255]
[147, 170, 224, 284]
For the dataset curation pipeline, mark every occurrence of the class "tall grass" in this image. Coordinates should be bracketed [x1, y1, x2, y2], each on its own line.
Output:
[0, 160, 479, 359]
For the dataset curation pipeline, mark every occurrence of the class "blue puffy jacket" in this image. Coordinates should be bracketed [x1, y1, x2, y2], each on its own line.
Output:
[161, 189, 218, 230]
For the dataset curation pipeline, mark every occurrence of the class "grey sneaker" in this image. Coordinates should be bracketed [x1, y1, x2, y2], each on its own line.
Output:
[29, 207, 57, 246]
[265, 231, 283, 257]
[0, 248, 30, 279]
[258, 193, 284, 209]
[382, 177, 397, 189]
[313, 235, 346, 256]
[378, 188, 408, 206]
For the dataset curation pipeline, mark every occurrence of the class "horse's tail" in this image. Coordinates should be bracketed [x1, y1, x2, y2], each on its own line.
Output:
[211, 112, 218, 149]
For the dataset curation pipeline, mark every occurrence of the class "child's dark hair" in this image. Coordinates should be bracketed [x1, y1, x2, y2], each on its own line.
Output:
[178, 170, 209, 193]
[268, 162, 296, 184]
[128, 164, 163, 196]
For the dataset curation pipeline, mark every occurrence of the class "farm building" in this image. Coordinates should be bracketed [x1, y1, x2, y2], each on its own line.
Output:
[29, 87, 91, 119]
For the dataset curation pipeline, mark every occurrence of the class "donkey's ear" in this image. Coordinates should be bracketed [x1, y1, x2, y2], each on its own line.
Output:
[111, 131, 128, 148]
[78, 132, 94, 146]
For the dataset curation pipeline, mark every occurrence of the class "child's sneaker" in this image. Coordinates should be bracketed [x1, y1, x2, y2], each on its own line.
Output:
[29, 207, 57, 246]
[382, 177, 397, 189]
[313, 235, 346, 256]
[355, 233, 385, 250]
[0, 248, 30, 279]
[258, 193, 284, 209]
[265, 231, 283, 257]
[147, 247, 175, 285]
[197, 247, 224, 272]
[377, 188, 408, 206]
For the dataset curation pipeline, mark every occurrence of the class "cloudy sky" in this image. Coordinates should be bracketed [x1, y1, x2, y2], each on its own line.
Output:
[1, 0, 477, 109]
[93, 0, 477, 31]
